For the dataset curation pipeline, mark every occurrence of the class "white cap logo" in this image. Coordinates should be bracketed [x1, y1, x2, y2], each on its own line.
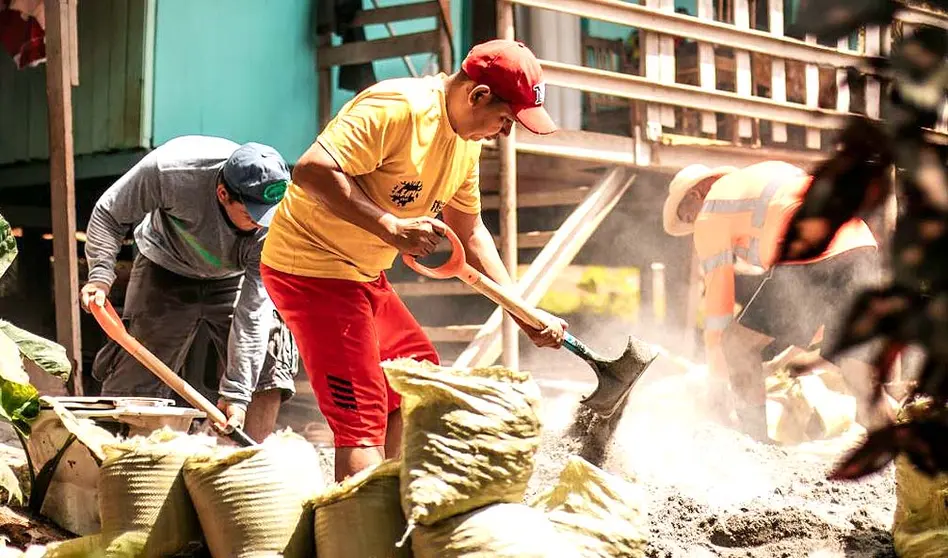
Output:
[533, 82, 546, 106]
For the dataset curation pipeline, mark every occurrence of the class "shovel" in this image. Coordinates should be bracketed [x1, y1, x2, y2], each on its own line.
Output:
[90, 300, 258, 447]
[402, 224, 657, 417]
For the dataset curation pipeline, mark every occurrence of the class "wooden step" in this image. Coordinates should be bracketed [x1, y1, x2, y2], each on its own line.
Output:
[422, 325, 481, 343]
[394, 281, 473, 297]
[318, 30, 441, 69]
[481, 188, 589, 209]
[433, 231, 554, 253]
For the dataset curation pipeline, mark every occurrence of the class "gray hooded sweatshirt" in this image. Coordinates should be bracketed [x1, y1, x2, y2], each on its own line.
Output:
[85, 135, 273, 409]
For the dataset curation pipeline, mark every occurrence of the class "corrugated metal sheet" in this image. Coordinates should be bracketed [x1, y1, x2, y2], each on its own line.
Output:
[0, 0, 152, 166]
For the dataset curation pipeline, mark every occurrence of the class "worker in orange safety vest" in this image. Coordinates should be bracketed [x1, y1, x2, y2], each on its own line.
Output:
[662, 160, 882, 441]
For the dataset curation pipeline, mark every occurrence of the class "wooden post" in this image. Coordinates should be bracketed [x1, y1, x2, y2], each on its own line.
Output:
[437, 0, 453, 73]
[768, 0, 787, 143]
[317, 33, 332, 130]
[804, 34, 820, 149]
[697, 0, 717, 136]
[865, 25, 881, 119]
[735, 0, 752, 139]
[497, 0, 519, 369]
[650, 262, 666, 325]
[44, 0, 82, 394]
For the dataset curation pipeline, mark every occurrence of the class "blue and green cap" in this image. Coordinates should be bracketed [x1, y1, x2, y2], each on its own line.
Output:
[221, 142, 290, 227]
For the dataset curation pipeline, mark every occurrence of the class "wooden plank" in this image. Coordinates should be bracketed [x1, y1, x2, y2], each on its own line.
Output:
[697, 0, 717, 135]
[423, 326, 481, 343]
[317, 30, 441, 69]
[68, 0, 79, 86]
[513, 0, 862, 68]
[865, 25, 881, 119]
[437, 0, 454, 72]
[480, 188, 590, 209]
[433, 230, 553, 252]
[109, 0, 130, 148]
[804, 34, 820, 149]
[735, 0, 752, 139]
[453, 167, 637, 369]
[836, 36, 850, 115]
[769, 0, 787, 143]
[644, 0, 662, 137]
[45, 0, 83, 392]
[659, 0, 675, 127]
[540, 60, 846, 129]
[394, 282, 475, 297]
[90, 0, 112, 152]
[351, 1, 440, 26]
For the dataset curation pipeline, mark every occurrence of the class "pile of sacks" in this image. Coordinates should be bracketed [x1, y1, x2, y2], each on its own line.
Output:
[892, 399, 948, 558]
[40, 358, 646, 557]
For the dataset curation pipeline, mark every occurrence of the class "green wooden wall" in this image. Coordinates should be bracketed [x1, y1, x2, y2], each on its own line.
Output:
[0, 0, 153, 166]
[151, 0, 319, 164]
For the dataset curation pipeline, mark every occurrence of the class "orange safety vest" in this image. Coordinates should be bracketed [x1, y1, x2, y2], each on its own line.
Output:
[693, 160, 878, 382]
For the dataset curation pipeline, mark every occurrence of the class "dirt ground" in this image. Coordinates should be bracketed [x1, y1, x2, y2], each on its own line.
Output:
[526, 365, 898, 558]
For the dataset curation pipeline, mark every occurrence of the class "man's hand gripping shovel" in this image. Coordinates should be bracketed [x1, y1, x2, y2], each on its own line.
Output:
[90, 300, 258, 447]
[403, 223, 657, 418]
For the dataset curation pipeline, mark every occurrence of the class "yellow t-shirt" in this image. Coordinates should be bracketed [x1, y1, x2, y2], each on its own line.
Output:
[262, 74, 482, 281]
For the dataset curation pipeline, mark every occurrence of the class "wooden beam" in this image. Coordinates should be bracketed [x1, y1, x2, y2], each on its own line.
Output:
[351, 1, 441, 26]
[453, 167, 637, 369]
[394, 282, 475, 297]
[44, 0, 82, 394]
[432, 231, 553, 253]
[437, 0, 454, 72]
[540, 59, 846, 129]
[480, 188, 589, 209]
[497, 0, 518, 370]
[317, 30, 441, 69]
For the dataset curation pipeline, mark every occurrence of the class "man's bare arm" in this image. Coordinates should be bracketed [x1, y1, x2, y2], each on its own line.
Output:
[442, 206, 512, 286]
[293, 143, 444, 256]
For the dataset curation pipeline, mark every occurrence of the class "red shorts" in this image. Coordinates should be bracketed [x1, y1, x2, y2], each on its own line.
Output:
[260, 264, 439, 447]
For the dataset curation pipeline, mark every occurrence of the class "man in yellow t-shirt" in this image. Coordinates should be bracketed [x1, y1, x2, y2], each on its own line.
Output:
[260, 39, 568, 480]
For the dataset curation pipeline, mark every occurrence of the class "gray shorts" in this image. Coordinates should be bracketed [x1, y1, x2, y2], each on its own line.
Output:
[92, 255, 299, 405]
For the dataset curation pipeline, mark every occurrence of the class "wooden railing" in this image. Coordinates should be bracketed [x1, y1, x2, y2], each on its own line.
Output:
[316, 0, 453, 128]
[511, 0, 948, 152]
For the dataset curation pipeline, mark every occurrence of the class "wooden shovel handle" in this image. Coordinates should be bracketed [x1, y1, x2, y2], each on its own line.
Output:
[402, 223, 548, 331]
[90, 300, 229, 427]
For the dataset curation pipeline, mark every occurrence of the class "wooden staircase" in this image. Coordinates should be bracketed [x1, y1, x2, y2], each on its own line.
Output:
[391, 145, 639, 366]
[316, 0, 454, 129]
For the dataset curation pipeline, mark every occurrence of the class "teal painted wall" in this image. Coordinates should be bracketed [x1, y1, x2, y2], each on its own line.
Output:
[325, 0, 466, 115]
[0, 0, 151, 166]
[151, 0, 318, 163]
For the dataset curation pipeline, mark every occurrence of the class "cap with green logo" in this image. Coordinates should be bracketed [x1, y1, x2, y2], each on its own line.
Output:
[221, 142, 291, 227]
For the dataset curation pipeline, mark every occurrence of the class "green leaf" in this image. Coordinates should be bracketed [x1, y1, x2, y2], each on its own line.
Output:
[0, 461, 23, 505]
[0, 321, 71, 381]
[0, 380, 39, 437]
[0, 330, 28, 386]
[0, 214, 16, 281]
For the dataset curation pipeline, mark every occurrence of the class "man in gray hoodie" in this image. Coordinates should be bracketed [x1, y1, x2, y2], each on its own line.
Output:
[81, 135, 298, 442]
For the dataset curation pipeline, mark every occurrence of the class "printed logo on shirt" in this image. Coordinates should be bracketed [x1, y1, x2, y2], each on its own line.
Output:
[391, 180, 423, 208]
[430, 200, 446, 214]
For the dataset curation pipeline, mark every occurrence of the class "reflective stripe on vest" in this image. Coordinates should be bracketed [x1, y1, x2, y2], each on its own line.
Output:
[699, 169, 805, 268]
[700, 249, 734, 274]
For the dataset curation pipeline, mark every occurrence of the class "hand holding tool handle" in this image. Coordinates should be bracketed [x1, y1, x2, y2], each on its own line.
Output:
[90, 300, 257, 447]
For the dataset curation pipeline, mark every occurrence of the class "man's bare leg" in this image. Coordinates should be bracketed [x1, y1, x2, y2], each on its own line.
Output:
[243, 388, 283, 443]
[385, 409, 403, 459]
[335, 447, 385, 482]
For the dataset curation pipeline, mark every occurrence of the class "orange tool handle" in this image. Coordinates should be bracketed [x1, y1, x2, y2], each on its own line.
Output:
[90, 300, 256, 446]
[401, 224, 548, 331]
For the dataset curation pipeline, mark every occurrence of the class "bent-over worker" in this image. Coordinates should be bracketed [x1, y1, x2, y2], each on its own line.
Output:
[83, 135, 299, 442]
[261, 39, 569, 480]
[662, 160, 880, 441]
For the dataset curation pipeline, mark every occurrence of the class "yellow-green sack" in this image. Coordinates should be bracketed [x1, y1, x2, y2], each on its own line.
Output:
[312, 459, 412, 558]
[411, 503, 573, 558]
[183, 429, 323, 558]
[530, 456, 648, 558]
[383, 359, 542, 532]
[96, 428, 213, 556]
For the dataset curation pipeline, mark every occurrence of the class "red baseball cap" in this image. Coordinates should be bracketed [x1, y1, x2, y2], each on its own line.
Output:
[461, 39, 557, 135]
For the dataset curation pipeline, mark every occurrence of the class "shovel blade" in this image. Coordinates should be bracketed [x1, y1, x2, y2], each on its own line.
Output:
[581, 336, 657, 417]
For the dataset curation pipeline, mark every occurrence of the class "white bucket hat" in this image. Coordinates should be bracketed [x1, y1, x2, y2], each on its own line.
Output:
[662, 164, 738, 237]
